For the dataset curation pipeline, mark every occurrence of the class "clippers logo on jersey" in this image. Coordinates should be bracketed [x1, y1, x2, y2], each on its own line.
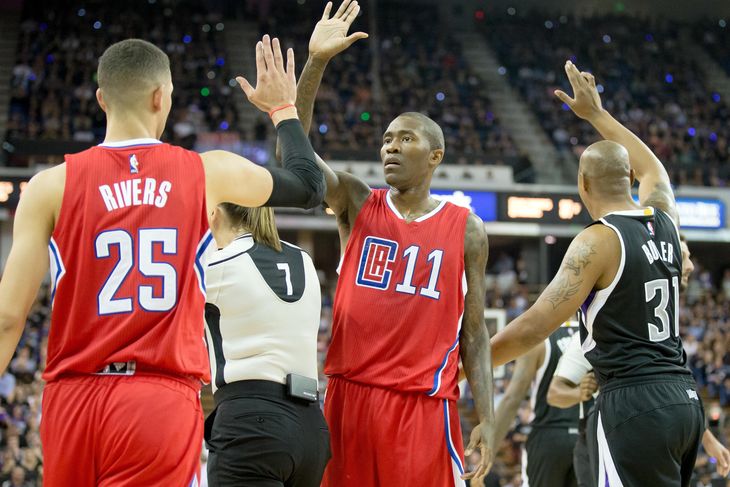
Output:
[647, 221, 655, 236]
[129, 154, 139, 174]
[356, 236, 398, 289]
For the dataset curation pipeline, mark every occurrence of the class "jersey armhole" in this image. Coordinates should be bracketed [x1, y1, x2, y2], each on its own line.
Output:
[595, 219, 626, 294]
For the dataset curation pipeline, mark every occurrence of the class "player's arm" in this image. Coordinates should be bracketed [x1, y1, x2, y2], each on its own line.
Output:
[493, 344, 543, 447]
[0, 167, 61, 372]
[703, 429, 730, 477]
[548, 373, 597, 409]
[202, 36, 324, 210]
[555, 60, 677, 223]
[547, 333, 596, 408]
[491, 224, 616, 367]
[274, 0, 370, 221]
[460, 213, 495, 480]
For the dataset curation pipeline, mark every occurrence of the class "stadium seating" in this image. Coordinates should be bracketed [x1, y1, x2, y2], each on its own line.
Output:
[480, 13, 730, 187]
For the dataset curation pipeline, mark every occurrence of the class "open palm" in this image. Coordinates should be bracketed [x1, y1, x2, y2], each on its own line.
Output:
[309, 0, 368, 60]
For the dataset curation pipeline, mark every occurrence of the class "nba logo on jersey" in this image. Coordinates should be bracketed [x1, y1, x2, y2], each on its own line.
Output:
[129, 154, 139, 174]
[356, 236, 398, 289]
[646, 221, 655, 236]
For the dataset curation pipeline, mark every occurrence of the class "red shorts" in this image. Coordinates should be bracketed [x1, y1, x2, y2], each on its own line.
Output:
[41, 373, 203, 487]
[322, 377, 465, 487]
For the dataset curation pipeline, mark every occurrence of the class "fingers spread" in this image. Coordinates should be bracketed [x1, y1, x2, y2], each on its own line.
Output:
[344, 1, 360, 23]
[333, 0, 351, 19]
[286, 48, 296, 86]
[554, 89, 574, 105]
[272, 37, 284, 72]
[255, 41, 266, 76]
[321, 1, 333, 20]
[236, 76, 254, 98]
[262, 35, 275, 72]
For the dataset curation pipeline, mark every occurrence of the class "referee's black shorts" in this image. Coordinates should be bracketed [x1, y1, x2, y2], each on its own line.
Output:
[205, 380, 331, 487]
[592, 374, 704, 487]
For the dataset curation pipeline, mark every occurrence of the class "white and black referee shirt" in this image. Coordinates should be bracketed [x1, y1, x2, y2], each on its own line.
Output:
[204, 234, 321, 393]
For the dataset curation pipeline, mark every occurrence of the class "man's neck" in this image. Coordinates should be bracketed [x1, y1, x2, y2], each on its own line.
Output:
[388, 183, 438, 221]
[593, 196, 644, 220]
[102, 115, 158, 144]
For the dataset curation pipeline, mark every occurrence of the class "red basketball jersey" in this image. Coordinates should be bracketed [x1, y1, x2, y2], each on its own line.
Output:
[325, 189, 470, 400]
[44, 138, 212, 383]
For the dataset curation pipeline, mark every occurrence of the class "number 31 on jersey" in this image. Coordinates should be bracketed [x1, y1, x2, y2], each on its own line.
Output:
[356, 236, 443, 299]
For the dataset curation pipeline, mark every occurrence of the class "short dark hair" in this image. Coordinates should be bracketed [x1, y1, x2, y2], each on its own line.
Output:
[399, 112, 445, 151]
[97, 39, 170, 106]
[679, 232, 687, 243]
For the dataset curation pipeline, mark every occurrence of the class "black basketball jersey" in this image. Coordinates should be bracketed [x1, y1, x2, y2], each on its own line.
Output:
[579, 207, 690, 385]
[530, 324, 580, 428]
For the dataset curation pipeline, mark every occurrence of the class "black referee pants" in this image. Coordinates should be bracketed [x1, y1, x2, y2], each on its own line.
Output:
[205, 380, 331, 487]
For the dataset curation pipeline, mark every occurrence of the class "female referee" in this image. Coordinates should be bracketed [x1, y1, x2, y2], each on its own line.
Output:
[203, 203, 330, 487]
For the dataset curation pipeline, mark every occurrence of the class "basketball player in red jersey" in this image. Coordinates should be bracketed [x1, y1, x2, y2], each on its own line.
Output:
[277, 2, 495, 484]
[0, 36, 324, 486]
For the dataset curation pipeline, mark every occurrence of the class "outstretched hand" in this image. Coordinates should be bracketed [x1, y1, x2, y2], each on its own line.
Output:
[309, 0, 368, 61]
[236, 35, 296, 113]
[461, 422, 495, 481]
[554, 60, 604, 121]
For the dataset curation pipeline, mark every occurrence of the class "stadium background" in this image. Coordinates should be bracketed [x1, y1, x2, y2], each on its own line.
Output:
[0, 0, 729, 485]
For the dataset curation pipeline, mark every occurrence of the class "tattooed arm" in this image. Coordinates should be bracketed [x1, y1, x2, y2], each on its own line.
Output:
[491, 224, 619, 367]
[460, 213, 495, 480]
[556, 60, 678, 224]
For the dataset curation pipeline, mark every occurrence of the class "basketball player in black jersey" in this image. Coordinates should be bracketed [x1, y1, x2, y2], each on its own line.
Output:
[486, 323, 584, 487]
[490, 60, 704, 487]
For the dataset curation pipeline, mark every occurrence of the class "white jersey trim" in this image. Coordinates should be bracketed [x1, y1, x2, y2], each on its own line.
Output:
[385, 190, 447, 222]
[582, 219, 626, 353]
[98, 138, 163, 148]
[48, 238, 66, 307]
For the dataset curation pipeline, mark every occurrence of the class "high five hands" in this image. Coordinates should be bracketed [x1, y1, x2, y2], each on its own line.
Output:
[309, 0, 368, 61]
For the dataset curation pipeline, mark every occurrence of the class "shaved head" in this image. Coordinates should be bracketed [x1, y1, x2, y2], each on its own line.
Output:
[398, 112, 445, 151]
[579, 140, 632, 196]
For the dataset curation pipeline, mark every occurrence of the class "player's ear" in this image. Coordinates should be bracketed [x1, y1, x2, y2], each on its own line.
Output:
[151, 85, 164, 112]
[429, 149, 444, 167]
[96, 89, 107, 113]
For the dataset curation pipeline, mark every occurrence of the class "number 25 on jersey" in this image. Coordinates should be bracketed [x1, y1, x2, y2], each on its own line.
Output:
[356, 236, 443, 299]
[95, 228, 178, 315]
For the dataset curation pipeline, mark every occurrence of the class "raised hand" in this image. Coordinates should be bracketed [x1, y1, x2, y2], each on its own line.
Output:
[461, 422, 495, 481]
[236, 35, 297, 114]
[554, 60, 604, 121]
[309, 0, 368, 61]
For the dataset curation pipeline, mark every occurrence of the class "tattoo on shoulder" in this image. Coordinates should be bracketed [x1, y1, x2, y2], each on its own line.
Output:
[545, 240, 596, 310]
[563, 241, 596, 276]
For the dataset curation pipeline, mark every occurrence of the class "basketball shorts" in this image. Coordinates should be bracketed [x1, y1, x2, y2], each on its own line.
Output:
[41, 373, 203, 487]
[523, 426, 578, 487]
[321, 376, 465, 487]
[593, 374, 704, 487]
